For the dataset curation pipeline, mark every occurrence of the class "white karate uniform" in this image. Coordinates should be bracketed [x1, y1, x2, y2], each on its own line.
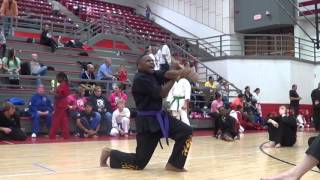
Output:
[110, 108, 131, 136]
[149, 53, 160, 71]
[167, 78, 191, 126]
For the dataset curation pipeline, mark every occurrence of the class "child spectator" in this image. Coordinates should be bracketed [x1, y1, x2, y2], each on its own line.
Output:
[117, 64, 128, 83]
[110, 100, 130, 137]
[49, 72, 71, 139]
[76, 102, 101, 138]
[109, 83, 128, 111]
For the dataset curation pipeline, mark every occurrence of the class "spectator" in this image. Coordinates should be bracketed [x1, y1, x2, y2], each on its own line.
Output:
[159, 43, 171, 71]
[232, 94, 245, 109]
[0, 27, 6, 58]
[244, 86, 253, 112]
[40, 24, 58, 52]
[210, 93, 224, 135]
[117, 64, 128, 83]
[311, 83, 320, 131]
[215, 106, 239, 141]
[51, 0, 60, 16]
[0, 102, 27, 141]
[145, 4, 151, 20]
[80, 63, 96, 96]
[263, 106, 297, 148]
[67, 86, 87, 134]
[154, 46, 161, 71]
[289, 84, 301, 116]
[2, 48, 20, 85]
[30, 53, 48, 86]
[49, 72, 71, 139]
[204, 76, 217, 90]
[76, 102, 101, 138]
[0, 0, 18, 37]
[96, 57, 116, 91]
[109, 83, 128, 111]
[29, 85, 53, 138]
[110, 100, 130, 137]
[89, 86, 112, 135]
[252, 88, 262, 117]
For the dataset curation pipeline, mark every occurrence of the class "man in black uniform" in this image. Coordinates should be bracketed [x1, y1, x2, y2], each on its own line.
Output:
[289, 84, 301, 116]
[100, 53, 193, 171]
[0, 102, 27, 141]
[263, 105, 297, 148]
[311, 83, 320, 131]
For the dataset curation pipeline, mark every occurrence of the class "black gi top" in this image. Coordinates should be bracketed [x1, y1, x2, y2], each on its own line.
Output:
[311, 88, 320, 109]
[132, 70, 167, 133]
[274, 115, 297, 145]
[0, 111, 21, 129]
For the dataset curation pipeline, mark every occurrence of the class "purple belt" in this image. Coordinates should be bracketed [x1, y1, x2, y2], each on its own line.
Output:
[137, 110, 169, 145]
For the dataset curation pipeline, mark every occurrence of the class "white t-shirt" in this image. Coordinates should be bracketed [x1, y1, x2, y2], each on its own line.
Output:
[112, 108, 130, 128]
[160, 44, 171, 65]
[51, 1, 60, 11]
[149, 53, 160, 70]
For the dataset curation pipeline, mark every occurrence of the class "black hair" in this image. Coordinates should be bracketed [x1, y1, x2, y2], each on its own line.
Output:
[136, 52, 150, 66]
[208, 76, 213, 80]
[238, 93, 244, 98]
[56, 72, 69, 84]
[254, 88, 260, 93]
[6, 48, 17, 68]
[84, 102, 93, 107]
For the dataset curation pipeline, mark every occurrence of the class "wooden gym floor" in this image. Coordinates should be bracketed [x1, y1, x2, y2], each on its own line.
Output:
[0, 131, 319, 180]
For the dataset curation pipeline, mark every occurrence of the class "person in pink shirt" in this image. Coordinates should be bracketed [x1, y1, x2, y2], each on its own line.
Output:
[109, 83, 128, 111]
[67, 86, 88, 134]
[210, 93, 224, 136]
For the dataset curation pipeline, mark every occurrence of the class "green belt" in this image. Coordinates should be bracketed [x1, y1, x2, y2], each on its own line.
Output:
[170, 96, 185, 111]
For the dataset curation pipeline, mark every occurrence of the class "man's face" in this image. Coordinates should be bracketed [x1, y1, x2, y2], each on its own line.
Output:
[293, 85, 297, 90]
[138, 55, 155, 74]
[44, 25, 49, 31]
[105, 59, 112, 66]
[279, 106, 286, 115]
[37, 85, 45, 95]
[32, 54, 38, 61]
[88, 65, 94, 73]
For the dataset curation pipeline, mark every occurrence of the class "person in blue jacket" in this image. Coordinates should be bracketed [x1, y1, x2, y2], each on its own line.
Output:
[29, 84, 53, 138]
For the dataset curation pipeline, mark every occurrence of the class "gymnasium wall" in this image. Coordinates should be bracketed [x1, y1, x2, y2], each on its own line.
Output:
[203, 58, 316, 104]
[134, 0, 234, 38]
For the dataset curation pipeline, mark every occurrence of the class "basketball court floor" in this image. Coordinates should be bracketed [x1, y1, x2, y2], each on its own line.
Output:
[0, 131, 319, 180]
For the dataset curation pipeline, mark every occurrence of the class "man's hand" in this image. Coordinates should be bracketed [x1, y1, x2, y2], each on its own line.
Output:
[1, 127, 12, 134]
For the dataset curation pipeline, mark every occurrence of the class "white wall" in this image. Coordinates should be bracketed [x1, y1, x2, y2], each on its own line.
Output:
[135, 0, 233, 38]
[204, 59, 316, 104]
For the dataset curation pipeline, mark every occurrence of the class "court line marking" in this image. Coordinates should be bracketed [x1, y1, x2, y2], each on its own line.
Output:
[33, 163, 56, 173]
[1, 140, 15, 145]
[259, 141, 320, 174]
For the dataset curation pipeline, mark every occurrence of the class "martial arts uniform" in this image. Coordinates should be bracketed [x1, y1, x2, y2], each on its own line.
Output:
[0, 111, 26, 141]
[49, 81, 71, 139]
[267, 115, 297, 147]
[216, 114, 239, 139]
[110, 107, 130, 136]
[311, 88, 320, 131]
[29, 93, 53, 135]
[108, 70, 192, 170]
[167, 78, 191, 126]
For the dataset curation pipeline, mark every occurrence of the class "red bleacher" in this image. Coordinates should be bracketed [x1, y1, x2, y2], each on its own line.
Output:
[60, 0, 178, 43]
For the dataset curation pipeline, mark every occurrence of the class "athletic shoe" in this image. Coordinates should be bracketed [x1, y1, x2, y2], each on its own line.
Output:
[31, 133, 37, 138]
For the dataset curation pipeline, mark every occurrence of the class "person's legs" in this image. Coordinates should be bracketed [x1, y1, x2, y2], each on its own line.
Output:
[167, 117, 193, 170]
[1, 43, 6, 58]
[313, 108, 320, 131]
[120, 117, 130, 134]
[31, 112, 41, 134]
[61, 110, 70, 139]
[45, 112, 52, 130]
[78, 117, 90, 137]
[8, 128, 27, 141]
[104, 112, 112, 135]
[109, 127, 119, 136]
[103, 132, 161, 169]
[90, 112, 101, 130]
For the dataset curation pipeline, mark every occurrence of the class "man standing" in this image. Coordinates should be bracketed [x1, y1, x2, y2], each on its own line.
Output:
[311, 83, 320, 131]
[100, 53, 193, 171]
[159, 43, 171, 71]
[289, 84, 301, 116]
[29, 85, 53, 138]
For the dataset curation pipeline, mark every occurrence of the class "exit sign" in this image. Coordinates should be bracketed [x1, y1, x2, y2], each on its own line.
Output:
[253, 14, 262, 21]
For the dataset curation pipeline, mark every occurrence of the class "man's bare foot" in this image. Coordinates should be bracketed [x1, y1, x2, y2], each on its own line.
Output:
[100, 147, 112, 167]
[262, 141, 276, 148]
[165, 163, 187, 172]
[261, 171, 298, 180]
[275, 143, 281, 148]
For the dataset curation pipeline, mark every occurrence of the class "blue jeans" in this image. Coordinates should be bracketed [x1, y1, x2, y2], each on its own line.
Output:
[31, 111, 52, 134]
[79, 112, 101, 137]
[97, 111, 112, 135]
[32, 66, 48, 86]
[3, 17, 13, 37]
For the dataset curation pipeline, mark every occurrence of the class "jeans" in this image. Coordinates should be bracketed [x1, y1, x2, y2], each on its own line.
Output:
[31, 111, 52, 134]
[3, 17, 13, 37]
[32, 66, 48, 86]
[97, 111, 112, 135]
